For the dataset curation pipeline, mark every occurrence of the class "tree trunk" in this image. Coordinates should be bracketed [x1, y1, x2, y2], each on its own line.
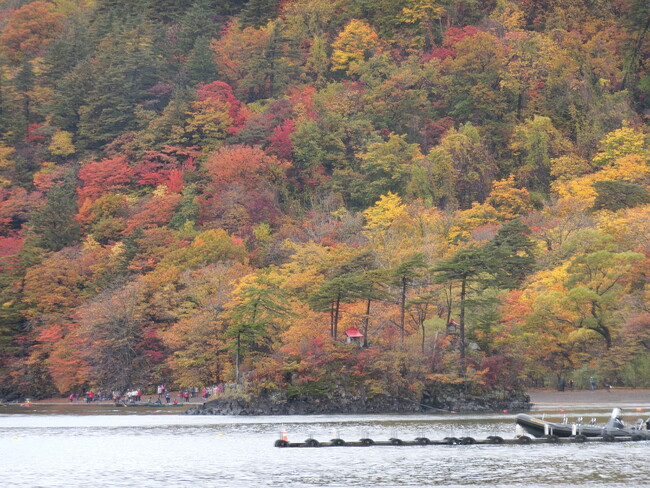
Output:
[622, 14, 650, 89]
[421, 317, 426, 354]
[363, 298, 371, 347]
[400, 277, 407, 343]
[333, 294, 341, 340]
[235, 332, 241, 384]
[445, 282, 453, 325]
[459, 277, 467, 377]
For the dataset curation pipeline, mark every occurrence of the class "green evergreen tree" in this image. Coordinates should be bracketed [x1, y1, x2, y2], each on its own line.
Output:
[309, 250, 379, 340]
[433, 246, 485, 377]
[11, 58, 33, 139]
[115, 227, 144, 276]
[226, 276, 292, 383]
[240, 0, 281, 29]
[42, 16, 93, 89]
[48, 59, 94, 134]
[175, 0, 228, 54]
[29, 176, 81, 252]
[483, 219, 536, 289]
[186, 36, 219, 86]
[433, 220, 535, 376]
[391, 253, 428, 343]
[309, 273, 369, 340]
[239, 20, 299, 101]
[306, 36, 330, 87]
[358, 133, 422, 207]
[148, 0, 194, 22]
[0, 55, 13, 140]
[168, 188, 200, 230]
[76, 24, 165, 149]
[593, 180, 650, 212]
[621, 0, 650, 93]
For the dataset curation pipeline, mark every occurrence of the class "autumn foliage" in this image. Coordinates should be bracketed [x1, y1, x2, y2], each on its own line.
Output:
[0, 0, 649, 401]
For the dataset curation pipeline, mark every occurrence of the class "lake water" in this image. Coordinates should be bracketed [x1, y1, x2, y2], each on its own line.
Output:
[1, 403, 650, 487]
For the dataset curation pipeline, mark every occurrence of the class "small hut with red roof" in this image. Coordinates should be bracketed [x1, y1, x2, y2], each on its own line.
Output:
[344, 327, 364, 346]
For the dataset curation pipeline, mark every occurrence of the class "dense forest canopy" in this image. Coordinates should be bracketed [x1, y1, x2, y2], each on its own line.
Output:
[0, 0, 649, 400]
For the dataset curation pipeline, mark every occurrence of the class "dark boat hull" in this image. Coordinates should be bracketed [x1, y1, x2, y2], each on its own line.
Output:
[515, 413, 650, 439]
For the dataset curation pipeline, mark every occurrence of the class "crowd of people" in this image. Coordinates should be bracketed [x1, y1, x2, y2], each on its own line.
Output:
[153, 384, 225, 403]
[65, 384, 226, 405]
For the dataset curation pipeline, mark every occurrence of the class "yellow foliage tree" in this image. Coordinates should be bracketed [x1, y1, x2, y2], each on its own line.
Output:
[592, 125, 648, 168]
[447, 176, 532, 241]
[277, 241, 352, 297]
[486, 174, 533, 220]
[49, 130, 76, 156]
[554, 153, 650, 207]
[52, 0, 95, 15]
[596, 204, 650, 253]
[363, 192, 406, 232]
[399, 0, 444, 47]
[550, 154, 591, 182]
[489, 0, 525, 37]
[0, 144, 15, 171]
[448, 202, 501, 241]
[184, 98, 233, 151]
[331, 19, 383, 75]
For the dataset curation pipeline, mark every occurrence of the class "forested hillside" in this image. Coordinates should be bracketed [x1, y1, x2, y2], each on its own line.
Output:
[0, 0, 649, 401]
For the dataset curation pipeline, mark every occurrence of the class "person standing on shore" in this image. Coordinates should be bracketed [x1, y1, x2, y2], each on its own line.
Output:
[589, 377, 596, 390]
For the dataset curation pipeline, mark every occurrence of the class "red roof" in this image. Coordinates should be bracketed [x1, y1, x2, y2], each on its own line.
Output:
[344, 328, 364, 338]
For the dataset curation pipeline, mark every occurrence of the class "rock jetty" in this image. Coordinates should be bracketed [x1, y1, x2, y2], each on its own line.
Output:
[185, 386, 530, 415]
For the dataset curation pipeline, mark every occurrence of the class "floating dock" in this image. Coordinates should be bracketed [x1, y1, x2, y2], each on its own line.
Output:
[274, 434, 649, 447]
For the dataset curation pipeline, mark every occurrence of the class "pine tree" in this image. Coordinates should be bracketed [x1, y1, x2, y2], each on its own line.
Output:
[175, 0, 227, 54]
[77, 24, 165, 149]
[48, 60, 94, 134]
[29, 176, 81, 252]
[391, 253, 427, 343]
[11, 59, 33, 140]
[186, 36, 219, 86]
[240, 0, 281, 29]
[483, 219, 536, 289]
[433, 246, 485, 377]
[225, 275, 292, 383]
[42, 16, 93, 89]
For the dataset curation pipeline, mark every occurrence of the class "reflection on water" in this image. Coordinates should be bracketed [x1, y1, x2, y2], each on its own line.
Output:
[1, 404, 649, 487]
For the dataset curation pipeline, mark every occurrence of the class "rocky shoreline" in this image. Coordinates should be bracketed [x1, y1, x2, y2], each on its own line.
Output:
[185, 386, 531, 415]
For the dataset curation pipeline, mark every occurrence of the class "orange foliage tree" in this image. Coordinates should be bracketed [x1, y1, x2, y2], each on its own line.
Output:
[0, 1, 64, 63]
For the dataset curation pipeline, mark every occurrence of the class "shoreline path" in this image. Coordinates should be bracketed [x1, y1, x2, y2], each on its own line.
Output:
[29, 392, 205, 405]
[23, 388, 650, 409]
[528, 388, 650, 409]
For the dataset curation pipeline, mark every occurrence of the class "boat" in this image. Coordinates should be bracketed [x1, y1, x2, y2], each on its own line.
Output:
[516, 408, 650, 439]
